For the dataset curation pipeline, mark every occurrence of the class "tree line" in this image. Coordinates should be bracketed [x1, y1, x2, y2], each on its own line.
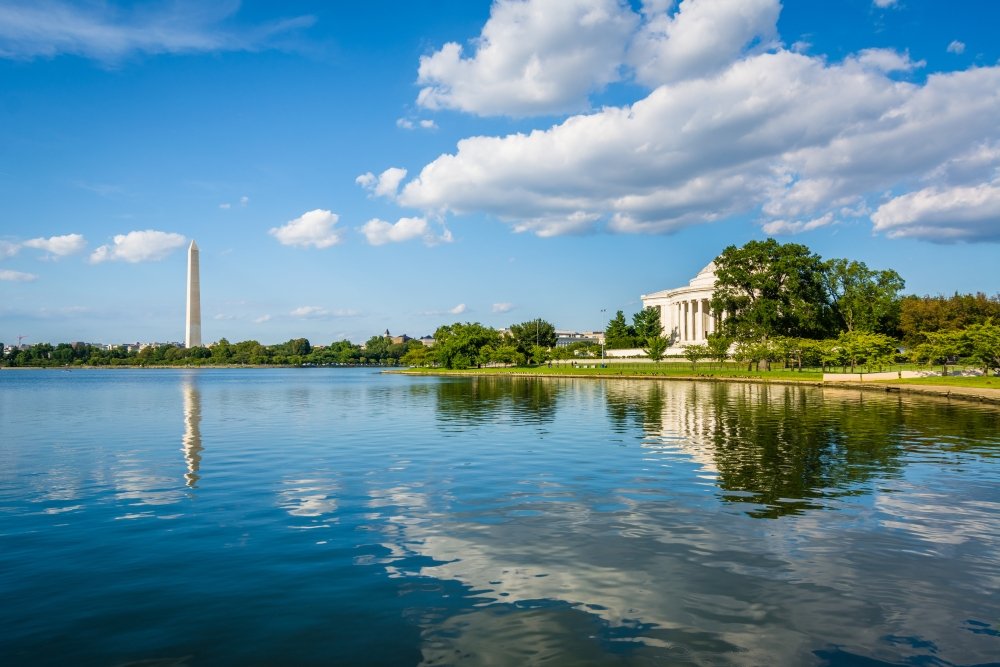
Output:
[599, 238, 999, 374]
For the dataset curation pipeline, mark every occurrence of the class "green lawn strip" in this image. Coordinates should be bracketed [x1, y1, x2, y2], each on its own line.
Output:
[877, 375, 999, 388]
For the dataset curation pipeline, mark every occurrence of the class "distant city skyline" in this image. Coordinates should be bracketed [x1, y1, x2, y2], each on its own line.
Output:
[2, 0, 999, 345]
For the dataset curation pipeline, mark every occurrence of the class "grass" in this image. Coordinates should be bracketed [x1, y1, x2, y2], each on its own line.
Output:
[882, 375, 999, 388]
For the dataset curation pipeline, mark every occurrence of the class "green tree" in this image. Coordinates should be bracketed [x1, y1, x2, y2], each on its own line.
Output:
[912, 330, 964, 375]
[711, 239, 832, 343]
[682, 344, 709, 370]
[401, 344, 431, 367]
[508, 319, 557, 358]
[604, 310, 635, 349]
[632, 307, 663, 341]
[433, 322, 501, 369]
[963, 320, 1000, 375]
[706, 332, 733, 368]
[643, 334, 669, 362]
[825, 258, 905, 333]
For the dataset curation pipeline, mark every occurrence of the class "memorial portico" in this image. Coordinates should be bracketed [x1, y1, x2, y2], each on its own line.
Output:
[641, 262, 720, 353]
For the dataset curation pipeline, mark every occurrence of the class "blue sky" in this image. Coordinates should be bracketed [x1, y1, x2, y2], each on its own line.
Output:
[1, 0, 998, 346]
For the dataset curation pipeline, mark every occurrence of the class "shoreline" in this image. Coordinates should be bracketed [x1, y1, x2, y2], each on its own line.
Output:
[392, 369, 1000, 406]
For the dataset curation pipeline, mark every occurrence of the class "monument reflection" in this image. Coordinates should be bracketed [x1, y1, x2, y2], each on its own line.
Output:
[182, 378, 203, 487]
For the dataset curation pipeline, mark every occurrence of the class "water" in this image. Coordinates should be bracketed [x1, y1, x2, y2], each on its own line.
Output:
[1, 368, 998, 666]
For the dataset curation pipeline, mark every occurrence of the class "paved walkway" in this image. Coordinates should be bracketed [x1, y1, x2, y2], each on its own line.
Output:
[830, 381, 1000, 405]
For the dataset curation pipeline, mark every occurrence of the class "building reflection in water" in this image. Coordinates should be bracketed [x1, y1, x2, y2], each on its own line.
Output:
[182, 378, 203, 487]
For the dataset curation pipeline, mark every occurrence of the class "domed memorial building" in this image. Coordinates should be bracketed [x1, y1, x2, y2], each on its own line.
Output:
[640, 261, 722, 353]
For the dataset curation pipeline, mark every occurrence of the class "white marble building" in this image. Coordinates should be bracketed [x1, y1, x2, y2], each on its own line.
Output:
[641, 261, 721, 350]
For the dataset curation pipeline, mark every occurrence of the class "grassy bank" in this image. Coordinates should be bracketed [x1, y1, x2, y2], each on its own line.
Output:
[399, 364, 824, 382]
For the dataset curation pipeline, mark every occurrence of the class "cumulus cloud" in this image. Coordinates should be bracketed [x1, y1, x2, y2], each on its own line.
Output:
[492, 302, 514, 313]
[269, 209, 343, 248]
[0, 269, 38, 282]
[629, 0, 780, 87]
[947, 40, 966, 55]
[23, 233, 87, 257]
[872, 0, 898, 8]
[419, 119, 438, 130]
[0, 1, 315, 63]
[90, 230, 186, 263]
[391, 43, 1000, 243]
[417, 0, 638, 116]
[0, 240, 19, 258]
[357, 167, 408, 199]
[871, 182, 1000, 242]
[761, 212, 835, 236]
[361, 216, 445, 246]
[254, 314, 272, 324]
[450, 303, 467, 315]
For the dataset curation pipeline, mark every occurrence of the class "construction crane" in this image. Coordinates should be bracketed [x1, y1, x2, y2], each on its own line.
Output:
[17, 335, 27, 347]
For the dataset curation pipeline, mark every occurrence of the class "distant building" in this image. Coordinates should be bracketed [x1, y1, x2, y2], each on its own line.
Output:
[555, 330, 605, 347]
[384, 330, 412, 345]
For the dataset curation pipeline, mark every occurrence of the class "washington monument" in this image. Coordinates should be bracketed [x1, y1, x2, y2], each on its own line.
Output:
[185, 240, 202, 348]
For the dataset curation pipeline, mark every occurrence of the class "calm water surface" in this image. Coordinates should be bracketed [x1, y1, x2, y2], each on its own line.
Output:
[1, 368, 998, 666]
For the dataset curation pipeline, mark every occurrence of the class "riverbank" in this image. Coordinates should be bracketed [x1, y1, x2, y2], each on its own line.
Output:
[395, 367, 1000, 406]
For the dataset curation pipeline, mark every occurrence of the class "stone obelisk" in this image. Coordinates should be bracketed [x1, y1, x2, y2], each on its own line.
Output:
[185, 240, 202, 348]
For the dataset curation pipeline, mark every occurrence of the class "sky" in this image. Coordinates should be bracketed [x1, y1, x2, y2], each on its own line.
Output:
[1, 0, 999, 346]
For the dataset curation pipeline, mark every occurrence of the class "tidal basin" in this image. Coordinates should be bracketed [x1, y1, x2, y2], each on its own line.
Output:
[1, 369, 998, 666]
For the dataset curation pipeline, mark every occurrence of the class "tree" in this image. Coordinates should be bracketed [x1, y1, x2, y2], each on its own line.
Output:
[711, 239, 832, 342]
[643, 334, 669, 362]
[401, 344, 431, 367]
[962, 320, 1000, 375]
[433, 322, 501, 369]
[898, 292, 1000, 346]
[605, 310, 635, 349]
[508, 319, 557, 358]
[837, 331, 898, 373]
[825, 258, 904, 334]
[912, 330, 964, 375]
[706, 332, 733, 368]
[633, 307, 663, 341]
[682, 344, 709, 370]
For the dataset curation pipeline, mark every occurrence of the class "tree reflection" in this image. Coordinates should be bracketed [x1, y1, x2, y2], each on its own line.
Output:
[606, 381, 999, 518]
[434, 376, 562, 426]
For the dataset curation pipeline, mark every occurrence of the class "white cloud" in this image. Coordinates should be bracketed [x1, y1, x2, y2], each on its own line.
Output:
[396, 118, 414, 130]
[872, 0, 897, 7]
[23, 233, 87, 257]
[358, 167, 408, 199]
[361, 216, 435, 246]
[417, 0, 638, 116]
[0, 1, 315, 63]
[871, 182, 1000, 242]
[355, 172, 376, 188]
[219, 202, 231, 209]
[254, 314, 272, 324]
[947, 40, 966, 55]
[0, 269, 37, 282]
[240, 195, 249, 207]
[269, 209, 343, 248]
[419, 119, 438, 130]
[851, 48, 924, 73]
[761, 212, 835, 236]
[290, 306, 359, 318]
[291, 306, 328, 318]
[0, 240, 19, 258]
[392, 44, 1000, 243]
[89, 230, 186, 263]
[492, 302, 514, 313]
[629, 0, 780, 87]
[449, 304, 467, 315]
